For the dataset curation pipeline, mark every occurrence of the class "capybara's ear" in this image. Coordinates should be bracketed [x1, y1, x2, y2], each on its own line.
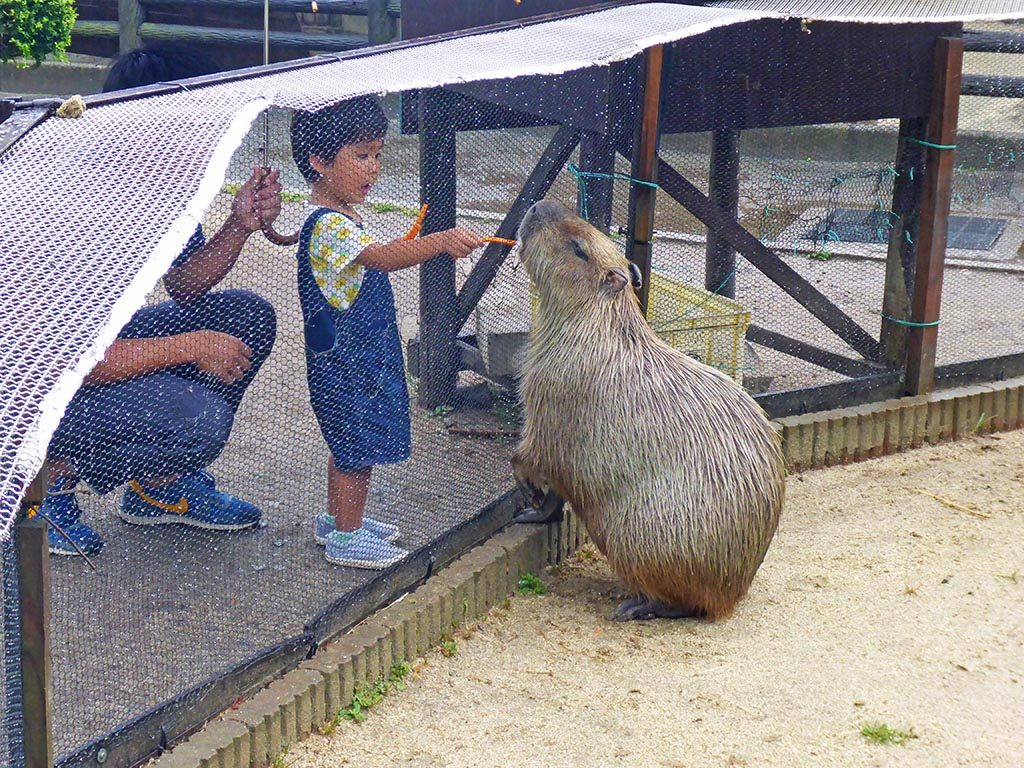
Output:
[600, 268, 629, 295]
[628, 262, 643, 290]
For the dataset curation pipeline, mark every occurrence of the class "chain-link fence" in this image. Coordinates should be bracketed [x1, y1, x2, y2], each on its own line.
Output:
[2, 6, 1024, 768]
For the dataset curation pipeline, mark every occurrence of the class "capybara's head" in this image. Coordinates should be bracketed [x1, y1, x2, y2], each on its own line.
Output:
[518, 200, 642, 310]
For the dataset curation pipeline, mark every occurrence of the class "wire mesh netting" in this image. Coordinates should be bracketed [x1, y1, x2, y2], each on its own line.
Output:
[2, 3, 1024, 767]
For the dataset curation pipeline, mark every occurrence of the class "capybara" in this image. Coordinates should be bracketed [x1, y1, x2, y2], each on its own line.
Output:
[511, 199, 785, 621]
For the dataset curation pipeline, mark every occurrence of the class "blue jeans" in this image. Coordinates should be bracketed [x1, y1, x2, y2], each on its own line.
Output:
[49, 290, 276, 494]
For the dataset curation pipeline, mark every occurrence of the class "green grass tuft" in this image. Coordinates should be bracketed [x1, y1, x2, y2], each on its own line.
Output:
[860, 722, 918, 746]
[517, 572, 546, 595]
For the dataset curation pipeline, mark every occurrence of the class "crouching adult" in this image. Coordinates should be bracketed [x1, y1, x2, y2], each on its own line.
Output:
[37, 44, 281, 555]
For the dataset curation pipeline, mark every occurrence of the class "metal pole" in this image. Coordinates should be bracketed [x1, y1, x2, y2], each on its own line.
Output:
[905, 37, 963, 395]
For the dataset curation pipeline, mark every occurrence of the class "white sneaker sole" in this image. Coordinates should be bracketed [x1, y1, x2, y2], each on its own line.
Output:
[315, 529, 400, 546]
[324, 552, 405, 569]
[117, 510, 259, 531]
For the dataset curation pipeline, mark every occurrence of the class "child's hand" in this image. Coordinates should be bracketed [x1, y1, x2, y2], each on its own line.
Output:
[232, 167, 283, 233]
[434, 227, 484, 259]
[186, 330, 253, 384]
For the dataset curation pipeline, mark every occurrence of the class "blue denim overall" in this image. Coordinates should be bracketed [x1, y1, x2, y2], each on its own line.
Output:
[297, 207, 411, 471]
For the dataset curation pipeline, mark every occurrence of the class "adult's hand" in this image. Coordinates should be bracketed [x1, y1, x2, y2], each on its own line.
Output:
[188, 330, 252, 385]
[232, 167, 283, 233]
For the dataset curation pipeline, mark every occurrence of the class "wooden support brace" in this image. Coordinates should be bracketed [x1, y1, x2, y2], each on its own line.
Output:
[454, 125, 580, 329]
[626, 45, 665, 315]
[905, 37, 963, 396]
[746, 325, 882, 378]
[654, 158, 882, 362]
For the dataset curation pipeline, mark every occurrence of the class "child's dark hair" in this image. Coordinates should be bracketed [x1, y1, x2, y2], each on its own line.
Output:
[291, 96, 388, 183]
[102, 43, 218, 93]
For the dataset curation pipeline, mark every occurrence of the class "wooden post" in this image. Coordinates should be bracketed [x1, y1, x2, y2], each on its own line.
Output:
[418, 89, 459, 408]
[18, 469, 52, 768]
[118, 0, 144, 53]
[880, 117, 927, 369]
[578, 132, 615, 233]
[626, 45, 664, 315]
[367, 0, 396, 45]
[905, 37, 963, 395]
[705, 128, 740, 298]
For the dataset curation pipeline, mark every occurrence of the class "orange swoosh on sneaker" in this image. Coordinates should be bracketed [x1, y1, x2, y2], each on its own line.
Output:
[128, 480, 189, 515]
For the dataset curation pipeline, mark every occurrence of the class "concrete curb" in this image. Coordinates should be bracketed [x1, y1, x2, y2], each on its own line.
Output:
[775, 377, 1024, 471]
[149, 515, 584, 768]
[150, 376, 1024, 767]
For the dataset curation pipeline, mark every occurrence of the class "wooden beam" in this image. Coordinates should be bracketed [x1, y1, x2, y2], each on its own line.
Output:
[19, 469, 52, 768]
[418, 89, 459, 408]
[454, 125, 580, 329]
[578, 131, 615, 233]
[706, 128, 740, 298]
[626, 45, 664, 315]
[960, 73, 1024, 99]
[906, 37, 963, 395]
[138, 22, 368, 50]
[962, 28, 1024, 54]
[143, 0, 402, 13]
[654, 158, 882, 362]
[746, 325, 882, 378]
[880, 117, 927, 369]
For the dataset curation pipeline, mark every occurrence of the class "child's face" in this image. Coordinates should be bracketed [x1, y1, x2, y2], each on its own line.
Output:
[311, 138, 383, 207]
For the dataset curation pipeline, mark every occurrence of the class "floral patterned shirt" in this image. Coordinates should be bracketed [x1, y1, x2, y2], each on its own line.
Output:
[307, 210, 375, 311]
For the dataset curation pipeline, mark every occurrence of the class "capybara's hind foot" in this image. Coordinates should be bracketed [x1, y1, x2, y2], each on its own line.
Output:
[513, 490, 565, 524]
[610, 597, 696, 622]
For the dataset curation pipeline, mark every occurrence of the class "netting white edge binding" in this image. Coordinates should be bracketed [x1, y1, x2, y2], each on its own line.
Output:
[6, 99, 269, 540]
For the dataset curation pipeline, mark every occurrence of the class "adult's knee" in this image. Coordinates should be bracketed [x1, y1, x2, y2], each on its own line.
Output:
[180, 389, 235, 468]
[214, 290, 277, 367]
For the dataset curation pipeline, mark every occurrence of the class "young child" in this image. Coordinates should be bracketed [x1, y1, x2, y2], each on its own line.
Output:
[291, 96, 483, 569]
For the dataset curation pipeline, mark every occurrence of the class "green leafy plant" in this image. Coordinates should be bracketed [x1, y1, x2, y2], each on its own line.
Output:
[860, 722, 918, 746]
[1, 0, 77, 66]
[517, 572, 546, 595]
[440, 635, 458, 657]
[429, 405, 454, 418]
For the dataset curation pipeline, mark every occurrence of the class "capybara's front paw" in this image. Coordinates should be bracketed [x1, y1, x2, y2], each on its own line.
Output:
[513, 489, 565, 524]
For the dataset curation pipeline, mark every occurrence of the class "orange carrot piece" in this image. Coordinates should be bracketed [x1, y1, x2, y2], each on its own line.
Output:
[404, 203, 429, 240]
[482, 236, 517, 247]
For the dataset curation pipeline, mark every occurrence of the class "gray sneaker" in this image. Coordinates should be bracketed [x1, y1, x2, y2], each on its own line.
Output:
[324, 529, 407, 570]
[314, 513, 400, 545]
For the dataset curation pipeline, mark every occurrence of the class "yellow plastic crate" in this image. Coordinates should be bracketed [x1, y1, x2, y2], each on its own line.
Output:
[530, 270, 749, 383]
[646, 271, 750, 383]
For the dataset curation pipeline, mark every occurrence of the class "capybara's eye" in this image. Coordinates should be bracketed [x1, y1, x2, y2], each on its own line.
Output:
[571, 240, 589, 261]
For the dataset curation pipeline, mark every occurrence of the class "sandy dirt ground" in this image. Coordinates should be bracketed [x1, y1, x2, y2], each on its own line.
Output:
[289, 431, 1024, 768]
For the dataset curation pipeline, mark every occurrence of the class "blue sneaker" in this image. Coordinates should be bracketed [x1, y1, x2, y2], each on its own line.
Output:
[36, 483, 104, 557]
[324, 529, 406, 569]
[314, 513, 400, 545]
[118, 472, 261, 531]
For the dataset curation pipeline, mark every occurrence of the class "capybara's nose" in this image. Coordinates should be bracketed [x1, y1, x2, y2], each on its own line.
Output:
[519, 199, 571, 243]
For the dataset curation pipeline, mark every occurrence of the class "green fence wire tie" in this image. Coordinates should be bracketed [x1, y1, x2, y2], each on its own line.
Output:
[881, 314, 940, 327]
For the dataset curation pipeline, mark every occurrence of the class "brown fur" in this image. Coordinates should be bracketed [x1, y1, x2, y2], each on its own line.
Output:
[511, 200, 785, 619]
